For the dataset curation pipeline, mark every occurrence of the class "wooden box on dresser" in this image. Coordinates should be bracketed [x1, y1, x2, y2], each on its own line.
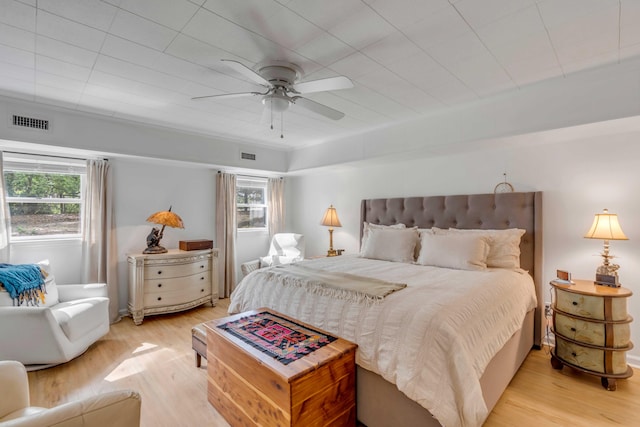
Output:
[550, 279, 633, 390]
[128, 249, 218, 325]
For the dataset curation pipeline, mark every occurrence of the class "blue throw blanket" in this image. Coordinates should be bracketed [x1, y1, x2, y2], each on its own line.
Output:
[0, 263, 46, 306]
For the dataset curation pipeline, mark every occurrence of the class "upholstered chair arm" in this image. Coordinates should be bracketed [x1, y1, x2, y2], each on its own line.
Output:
[0, 361, 30, 420]
[57, 283, 108, 302]
[0, 390, 142, 427]
[240, 260, 261, 278]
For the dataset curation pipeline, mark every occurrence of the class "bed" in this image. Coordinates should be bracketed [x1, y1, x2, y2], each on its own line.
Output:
[229, 192, 543, 427]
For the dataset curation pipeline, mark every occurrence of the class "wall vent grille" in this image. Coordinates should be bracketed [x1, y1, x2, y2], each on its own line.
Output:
[241, 152, 256, 161]
[12, 114, 50, 131]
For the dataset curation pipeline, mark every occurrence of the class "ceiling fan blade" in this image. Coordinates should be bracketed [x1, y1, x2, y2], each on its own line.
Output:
[221, 59, 271, 87]
[292, 76, 353, 94]
[191, 92, 263, 100]
[292, 97, 345, 120]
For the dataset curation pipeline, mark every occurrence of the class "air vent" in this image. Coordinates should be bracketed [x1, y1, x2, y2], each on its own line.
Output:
[11, 114, 50, 131]
[241, 152, 256, 161]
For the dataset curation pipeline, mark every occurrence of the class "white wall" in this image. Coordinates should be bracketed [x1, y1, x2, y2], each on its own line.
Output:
[287, 130, 640, 364]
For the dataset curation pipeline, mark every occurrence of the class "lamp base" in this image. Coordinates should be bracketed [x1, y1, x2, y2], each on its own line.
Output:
[143, 245, 168, 254]
[326, 249, 338, 257]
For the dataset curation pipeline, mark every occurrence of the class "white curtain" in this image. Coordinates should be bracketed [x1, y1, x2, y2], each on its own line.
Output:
[267, 177, 284, 238]
[81, 159, 119, 322]
[216, 172, 237, 298]
[0, 152, 10, 263]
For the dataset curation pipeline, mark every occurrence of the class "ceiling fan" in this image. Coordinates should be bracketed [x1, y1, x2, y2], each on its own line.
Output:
[192, 60, 354, 138]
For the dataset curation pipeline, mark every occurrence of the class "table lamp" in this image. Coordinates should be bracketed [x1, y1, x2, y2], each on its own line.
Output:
[584, 208, 628, 285]
[144, 206, 184, 254]
[321, 205, 341, 257]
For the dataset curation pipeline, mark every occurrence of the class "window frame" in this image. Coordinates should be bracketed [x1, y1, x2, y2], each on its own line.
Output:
[3, 153, 86, 241]
[236, 176, 268, 232]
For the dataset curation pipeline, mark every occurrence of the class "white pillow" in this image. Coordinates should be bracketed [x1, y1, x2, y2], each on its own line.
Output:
[360, 222, 406, 253]
[0, 260, 58, 307]
[259, 255, 299, 268]
[360, 228, 418, 263]
[433, 228, 525, 269]
[416, 233, 490, 271]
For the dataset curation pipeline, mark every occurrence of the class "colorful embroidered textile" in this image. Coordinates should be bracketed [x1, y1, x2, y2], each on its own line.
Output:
[217, 311, 337, 365]
[0, 263, 46, 306]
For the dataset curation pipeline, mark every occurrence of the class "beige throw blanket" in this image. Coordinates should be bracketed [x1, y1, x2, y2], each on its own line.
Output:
[265, 264, 407, 304]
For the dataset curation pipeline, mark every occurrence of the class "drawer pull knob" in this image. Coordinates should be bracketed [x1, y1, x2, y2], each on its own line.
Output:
[200, 277, 204, 280]
[200, 265, 204, 269]
[571, 352, 577, 357]
[157, 283, 162, 288]
[570, 327, 576, 332]
[157, 270, 162, 275]
[572, 301, 578, 306]
[201, 289, 204, 292]
[157, 297, 162, 301]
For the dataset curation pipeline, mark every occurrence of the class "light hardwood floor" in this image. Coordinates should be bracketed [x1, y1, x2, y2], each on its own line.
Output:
[27, 299, 639, 427]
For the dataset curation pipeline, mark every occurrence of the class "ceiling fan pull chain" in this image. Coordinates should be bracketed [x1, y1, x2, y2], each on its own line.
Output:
[270, 98, 274, 130]
[280, 112, 284, 139]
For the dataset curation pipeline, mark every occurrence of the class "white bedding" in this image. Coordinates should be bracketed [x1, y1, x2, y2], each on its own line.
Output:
[229, 255, 537, 427]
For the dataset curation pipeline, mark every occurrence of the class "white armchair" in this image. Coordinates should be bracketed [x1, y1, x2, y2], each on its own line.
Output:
[0, 360, 141, 426]
[240, 233, 305, 277]
[0, 262, 110, 370]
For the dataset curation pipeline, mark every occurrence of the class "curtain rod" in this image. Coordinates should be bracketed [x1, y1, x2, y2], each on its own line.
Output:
[2, 150, 107, 162]
[218, 171, 282, 179]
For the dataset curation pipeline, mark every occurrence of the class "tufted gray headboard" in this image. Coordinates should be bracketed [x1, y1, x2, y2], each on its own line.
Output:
[360, 192, 543, 347]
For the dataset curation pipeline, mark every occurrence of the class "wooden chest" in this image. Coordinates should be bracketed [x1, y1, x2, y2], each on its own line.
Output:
[204, 309, 357, 426]
[179, 239, 214, 251]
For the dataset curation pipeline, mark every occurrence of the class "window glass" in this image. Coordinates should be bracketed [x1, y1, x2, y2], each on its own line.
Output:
[3, 154, 85, 239]
[236, 177, 267, 230]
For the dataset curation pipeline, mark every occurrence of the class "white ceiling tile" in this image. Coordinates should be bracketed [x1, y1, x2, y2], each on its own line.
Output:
[0, 0, 36, 31]
[285, 0, 363, 32]
[109, 9, 177, 51]
[182, 8, 278, 63]
[0, 44, 34, 68]
[366, 0, 450, 29]
[426, 31, 487, 65]
[0, 22, 36, 51]
[328, 4, 396, 50]
[454, 0, 537, 29]
[361, 31, 422, 66]
[448, 54, 515, 97]
[202, 1, 324, 52]
[36, 36, 98, 68]
[328, 52, 384, 80]
[36, 10, 106, 52]
[37, 0, 118, 31]
[93, 55, 190, 95]
[36, 71, 86, 93]
[36, 55, 92, 81]
[475, 5, 545, 49]
[165, 34, 246, 71]
[545, 6, 619, 66]
[0, 61, 34, 82]
[100, 35, 164, 67]
[507, 60, 563, 87]
[117, 0, 200, 31]
[404, 6, 470, 50]
[537, 0, 619, 28]
[295, 32, 354, 67]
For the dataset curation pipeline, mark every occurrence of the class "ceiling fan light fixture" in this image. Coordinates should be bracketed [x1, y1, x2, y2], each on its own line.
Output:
[262, 94, 290, 112]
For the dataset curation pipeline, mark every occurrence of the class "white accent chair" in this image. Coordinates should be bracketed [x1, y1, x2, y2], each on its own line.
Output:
[0, 360, 141, 426]
[0, 261, 110, 370]
[240, 233, 305, 277]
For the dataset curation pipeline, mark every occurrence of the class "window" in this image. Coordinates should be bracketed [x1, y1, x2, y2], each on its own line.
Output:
[3, 153, 85, 239]
[236, 177, 267, 230]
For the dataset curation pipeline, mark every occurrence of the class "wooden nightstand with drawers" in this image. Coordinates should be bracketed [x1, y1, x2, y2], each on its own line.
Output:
[550, 279, 633, 390]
